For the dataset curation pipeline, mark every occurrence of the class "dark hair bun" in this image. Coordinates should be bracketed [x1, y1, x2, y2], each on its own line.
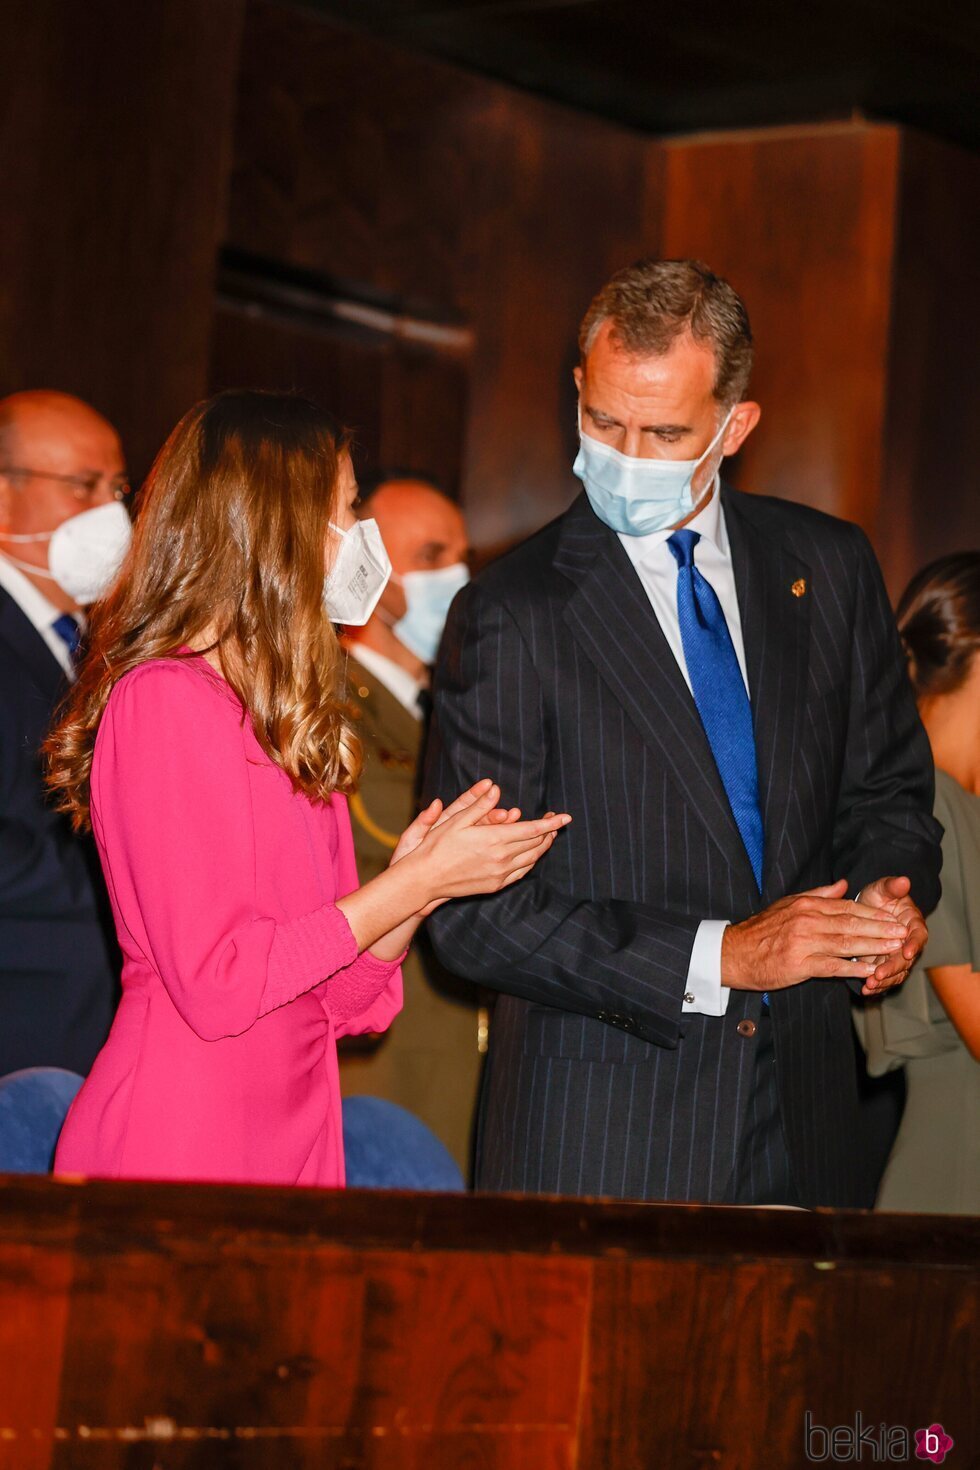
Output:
[897, 552, 980, 698]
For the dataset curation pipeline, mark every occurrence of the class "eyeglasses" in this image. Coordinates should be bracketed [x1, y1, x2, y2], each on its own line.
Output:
[2, 466, 131, 503]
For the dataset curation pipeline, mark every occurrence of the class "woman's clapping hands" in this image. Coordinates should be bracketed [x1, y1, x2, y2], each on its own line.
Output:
[391, 779, 571, 914]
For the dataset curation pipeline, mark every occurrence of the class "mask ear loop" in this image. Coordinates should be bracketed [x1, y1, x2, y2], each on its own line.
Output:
[0, 547, 59, 581]
[688, 405, 737, 518]
[0, 523, 56, 581]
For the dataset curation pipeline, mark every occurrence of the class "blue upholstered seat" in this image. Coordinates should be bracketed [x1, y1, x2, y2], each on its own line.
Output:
[342, 1096, 464, 1191]
[0, 1067, 84, 1173]
[0, 1074, 465, 1188]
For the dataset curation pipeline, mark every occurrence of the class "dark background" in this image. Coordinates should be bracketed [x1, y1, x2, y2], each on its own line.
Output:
[1, 0, 977, 591]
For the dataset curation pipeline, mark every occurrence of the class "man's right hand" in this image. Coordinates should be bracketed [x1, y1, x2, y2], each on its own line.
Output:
[721, 878, 910, 992]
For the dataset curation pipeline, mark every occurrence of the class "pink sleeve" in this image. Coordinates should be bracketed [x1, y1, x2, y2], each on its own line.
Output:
[95, 662, 380, 1042]
[322, 792, 404, 1038]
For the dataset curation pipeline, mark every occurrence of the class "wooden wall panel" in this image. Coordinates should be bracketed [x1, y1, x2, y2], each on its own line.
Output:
[653, 124, 902, 535]
[226, 2, 651, 548]
[879, 131, 980, 598]
[0, 2, 974, 580]
[209, 297, 471, 496]
[0, 0, 245, 481]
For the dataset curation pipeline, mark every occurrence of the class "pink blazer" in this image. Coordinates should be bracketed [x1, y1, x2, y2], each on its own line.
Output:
[54, 656, 402, 1186]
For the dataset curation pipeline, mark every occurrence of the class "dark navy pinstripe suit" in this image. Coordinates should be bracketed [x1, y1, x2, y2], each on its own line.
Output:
[422, 486, 942, 1207]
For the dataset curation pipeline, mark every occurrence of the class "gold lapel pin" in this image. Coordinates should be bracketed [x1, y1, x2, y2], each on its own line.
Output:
[791, 578, 807, 598]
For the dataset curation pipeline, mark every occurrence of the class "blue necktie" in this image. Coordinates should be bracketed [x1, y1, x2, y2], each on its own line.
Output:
[52, 612, 82, 662]
[667, 529, 764, 894]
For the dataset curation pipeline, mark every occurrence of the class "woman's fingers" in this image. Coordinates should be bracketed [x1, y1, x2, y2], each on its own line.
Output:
[497, 813, 571, 843]
[463, 783, 501, 823]
[395, 798, 442, 848]
[501, 861, 537, 887]
[436, 784, 501, 830]
[433, 779, 493, 826]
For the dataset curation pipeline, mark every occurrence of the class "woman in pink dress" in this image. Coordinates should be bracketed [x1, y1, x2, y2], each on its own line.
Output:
[45, 391, 569, 1187]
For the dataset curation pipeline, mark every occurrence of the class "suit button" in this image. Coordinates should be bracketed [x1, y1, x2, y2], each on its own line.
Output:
[737, 1020, 757, 1038]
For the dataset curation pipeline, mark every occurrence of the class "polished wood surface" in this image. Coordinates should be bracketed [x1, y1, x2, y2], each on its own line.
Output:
[225, 0, 649, 548]
[654, 124, 901, 533]
[209, 251, 473, 496]
[0, 0, 975, 582]
[0, 1176, 975, 1468]
[0, 0, 245, 482]
[880, 131, 980, 597]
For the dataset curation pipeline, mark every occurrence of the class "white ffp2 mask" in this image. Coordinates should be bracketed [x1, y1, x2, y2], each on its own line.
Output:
[322, 518, 392, 626]
[0, 500, 133, 603]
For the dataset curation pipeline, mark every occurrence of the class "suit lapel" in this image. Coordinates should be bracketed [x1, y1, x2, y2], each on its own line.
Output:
[723, 487, 811, 901]
[0, 587, 66, 707]
[555, 495, 754, 884]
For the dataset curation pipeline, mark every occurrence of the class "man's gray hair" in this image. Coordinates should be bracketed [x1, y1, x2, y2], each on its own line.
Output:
[579, 258, 754, 405]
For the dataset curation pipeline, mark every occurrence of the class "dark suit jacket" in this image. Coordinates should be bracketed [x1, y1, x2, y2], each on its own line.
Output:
[422, 486, 942, 1208]
[0, 587, 118, 1074]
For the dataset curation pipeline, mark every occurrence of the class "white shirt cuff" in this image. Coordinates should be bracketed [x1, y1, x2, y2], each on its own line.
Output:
[682, 920, 732, 1016]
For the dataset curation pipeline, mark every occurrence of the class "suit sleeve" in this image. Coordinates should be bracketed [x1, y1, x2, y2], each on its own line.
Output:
[832, 528, 943, 913]
[0, 679, 80, 912]
[421, 583, 700, 1049]
[97, 663, 398, 1043]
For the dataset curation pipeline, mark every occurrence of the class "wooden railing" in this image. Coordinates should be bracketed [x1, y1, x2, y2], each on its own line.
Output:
[0, 1176, 975, 1468]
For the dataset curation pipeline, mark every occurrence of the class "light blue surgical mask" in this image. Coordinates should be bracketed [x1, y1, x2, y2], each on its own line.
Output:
[573, 405, 735, 536]
[393, 562, 470, 664]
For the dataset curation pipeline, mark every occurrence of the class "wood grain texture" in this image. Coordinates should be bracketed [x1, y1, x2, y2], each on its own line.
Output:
[0, 1179, 975, 1469]
[653, 124, 902, 535]
[209, 284, 471, 497]
[225, 1, 650, 549]
[878, 131, 980, 599]
[0, 0, 245, 481]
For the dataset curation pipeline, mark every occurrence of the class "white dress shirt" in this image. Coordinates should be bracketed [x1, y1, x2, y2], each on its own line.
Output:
[0, 552, 81, 678]
[347, 641, 426, 719]
[617, 481, 748, 1018]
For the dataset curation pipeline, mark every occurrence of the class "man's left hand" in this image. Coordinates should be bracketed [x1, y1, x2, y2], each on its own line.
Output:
[857, 875, 928, 996]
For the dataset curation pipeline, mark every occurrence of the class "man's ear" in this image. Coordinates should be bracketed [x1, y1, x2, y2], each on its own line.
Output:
[722, 401, 761, 456]
[573, 364, 583, 393]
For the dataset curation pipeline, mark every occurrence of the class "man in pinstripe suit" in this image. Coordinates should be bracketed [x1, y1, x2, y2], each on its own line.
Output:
[422, 259, 942, 1208]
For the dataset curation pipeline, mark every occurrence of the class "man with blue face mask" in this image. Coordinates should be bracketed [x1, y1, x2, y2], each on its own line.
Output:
[339, 473, 480, 1175]
[423, 258, 942, 1209]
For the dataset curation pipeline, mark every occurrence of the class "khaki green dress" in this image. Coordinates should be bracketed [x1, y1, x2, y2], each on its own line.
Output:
[856, 769, 980, 1215]
[337, 654, 484, 1178]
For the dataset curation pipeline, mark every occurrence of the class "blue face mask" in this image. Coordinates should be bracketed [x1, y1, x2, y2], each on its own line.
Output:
[393, 562, 470, 664]
[573, 406, 734, 536]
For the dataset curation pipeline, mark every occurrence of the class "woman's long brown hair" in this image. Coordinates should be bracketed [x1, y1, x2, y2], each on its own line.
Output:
[45, 389, 362, 830]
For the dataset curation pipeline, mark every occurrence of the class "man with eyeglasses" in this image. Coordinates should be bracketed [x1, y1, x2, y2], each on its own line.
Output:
[0, 390, 126, 1080]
